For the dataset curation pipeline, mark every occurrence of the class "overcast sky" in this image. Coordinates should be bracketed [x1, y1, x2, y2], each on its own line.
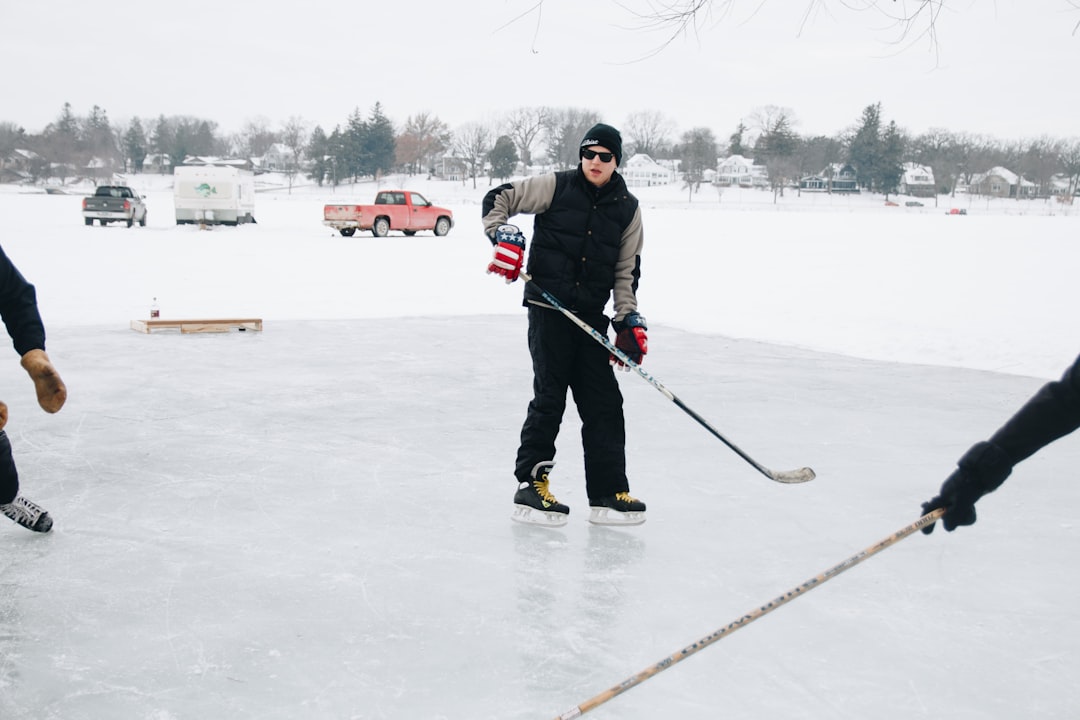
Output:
[2, 1, 1076, 143]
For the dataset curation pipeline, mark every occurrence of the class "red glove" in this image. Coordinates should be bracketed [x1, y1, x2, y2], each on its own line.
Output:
[487, 224, 525, 283]
[611, 312, 647, 370]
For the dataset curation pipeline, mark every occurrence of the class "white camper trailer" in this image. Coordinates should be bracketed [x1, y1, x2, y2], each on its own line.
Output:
[173, 165, 256, 226]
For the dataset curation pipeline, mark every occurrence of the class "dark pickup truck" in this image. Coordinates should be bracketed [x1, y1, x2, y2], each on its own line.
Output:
[82, 185, 148, 227]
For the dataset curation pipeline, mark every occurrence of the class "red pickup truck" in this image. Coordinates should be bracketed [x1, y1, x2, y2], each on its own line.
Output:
[323, 190, 454, 237]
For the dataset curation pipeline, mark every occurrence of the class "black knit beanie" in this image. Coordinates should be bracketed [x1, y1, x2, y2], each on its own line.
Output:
[580, 123, 623, 166]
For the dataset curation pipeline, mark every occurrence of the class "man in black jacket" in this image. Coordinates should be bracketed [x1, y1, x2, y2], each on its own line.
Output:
[482, 123, 647, 527]
[0, 244, 67, 533]
[922, 352, 1080, 533]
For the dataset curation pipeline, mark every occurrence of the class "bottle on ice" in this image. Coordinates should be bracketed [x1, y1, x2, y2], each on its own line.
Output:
[150, 298, 160, 319]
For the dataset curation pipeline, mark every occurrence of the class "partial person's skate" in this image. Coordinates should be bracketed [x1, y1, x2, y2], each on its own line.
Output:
[511, 461, 569, 527]
[1, 495, 53, 533]
[588, 492, 646, 526]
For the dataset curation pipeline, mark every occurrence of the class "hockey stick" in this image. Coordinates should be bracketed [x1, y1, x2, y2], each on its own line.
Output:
[552, 507, 946, 719]
[520, 272, 815, 484]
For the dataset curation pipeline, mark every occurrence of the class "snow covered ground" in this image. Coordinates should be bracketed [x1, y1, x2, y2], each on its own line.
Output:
[1, 174, 1078, 719]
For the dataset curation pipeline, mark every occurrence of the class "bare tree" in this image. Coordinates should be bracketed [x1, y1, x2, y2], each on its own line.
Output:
[235, 117, 278, 159]
[1060, 139, 1080, 198]
[623, 110, 674, 159]
[397, 112, 452, 176]
[746, 105, 796, 143]
[453, 123, 494, 189]
[515, 2, 1080, 60]
[1012, 136, 1064, 197]
[678, 127, 717, 201]
[280, 115, 308, 193]
[504, 107, 548, 168]
[541, 107, 599, 170]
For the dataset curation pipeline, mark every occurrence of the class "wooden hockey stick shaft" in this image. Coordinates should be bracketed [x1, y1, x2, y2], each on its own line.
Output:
[553, 508, 947, 719]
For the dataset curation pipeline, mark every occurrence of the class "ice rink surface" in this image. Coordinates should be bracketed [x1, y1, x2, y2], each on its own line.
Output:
[3, 318, 1079, 719]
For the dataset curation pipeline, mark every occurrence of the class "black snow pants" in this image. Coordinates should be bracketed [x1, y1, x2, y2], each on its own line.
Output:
[0, 430, 19, 505]
[514, 305, 629, 499]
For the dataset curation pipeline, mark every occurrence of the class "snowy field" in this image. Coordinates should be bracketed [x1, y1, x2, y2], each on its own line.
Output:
[1, 174, 1079, 719]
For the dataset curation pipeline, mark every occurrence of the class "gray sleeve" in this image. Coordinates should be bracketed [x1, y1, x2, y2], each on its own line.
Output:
[612, 205, 644, 321]
[481, 174, 557, 239]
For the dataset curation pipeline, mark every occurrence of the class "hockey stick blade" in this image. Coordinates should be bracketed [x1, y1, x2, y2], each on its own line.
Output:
[768, 466, 816, 484]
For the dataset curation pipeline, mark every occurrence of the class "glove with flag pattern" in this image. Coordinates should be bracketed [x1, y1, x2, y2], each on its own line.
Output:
[487, 224, 526, 283]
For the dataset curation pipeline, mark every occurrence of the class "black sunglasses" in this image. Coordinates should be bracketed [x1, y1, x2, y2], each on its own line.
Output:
[580, 148, 615, 163]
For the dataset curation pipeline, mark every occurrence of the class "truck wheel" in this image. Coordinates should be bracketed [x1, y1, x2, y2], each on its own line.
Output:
[139, 213, 147, 227]
[372, 217, 390, 237]
[127, 217, 134, 228]
[434, 217, 451, 236]
[84, 218, 92, 226]
[340, 228, 356, 237]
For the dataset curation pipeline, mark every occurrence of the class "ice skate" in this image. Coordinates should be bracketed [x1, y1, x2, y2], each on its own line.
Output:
[588, 492, 646, 526]
[1, 495, 53, 533]
[511, 462, 569, 528]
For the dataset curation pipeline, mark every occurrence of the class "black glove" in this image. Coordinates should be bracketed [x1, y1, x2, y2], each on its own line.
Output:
[921, 441, 1013, 534]
[611, 312, 648, 369]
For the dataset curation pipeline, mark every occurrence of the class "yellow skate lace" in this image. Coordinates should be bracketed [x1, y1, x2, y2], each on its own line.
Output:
[615, 492, 640, 503]
[533, 479, 560, 505]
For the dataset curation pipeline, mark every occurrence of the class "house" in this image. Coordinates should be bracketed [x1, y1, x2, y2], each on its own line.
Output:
[621, 153, 676, 187]
[0, 148, 41, 183]
[84, 157, 111, 182]
[899, 163, 936, 197]
[434, 153, 467, 182]
[968, 167, 1037, 198]
[714, 154, 768, 188]
[180, 156, 254, 171]
[799, 163, 859, 193]
[260, 143, 295, 172]
[143, 153, 172, 174]
[1048, 173, 1079, 199]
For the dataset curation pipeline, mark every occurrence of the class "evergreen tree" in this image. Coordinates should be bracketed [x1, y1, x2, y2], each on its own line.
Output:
[43, 102, 80, 179]
[306, 125, 330, 186]
[877, 120, 905, 196]
[123, 118, 148, 172]
[728, 122, 748, 156]
[150, 115, 173, 172]
[53, 102, 79, 137]
[192, 120, 219, 156]
[488, 135, 519, 181]
[848, 102, 882, 191]
[327, 126, 347, 186]
[344, 107, 366, 181]
[360, 102, 396, 178]
[83, 105, 117, 167]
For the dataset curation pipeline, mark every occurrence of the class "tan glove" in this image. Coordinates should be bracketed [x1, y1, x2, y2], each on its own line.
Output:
[0, 400, 7, 431]
[20, 349, 66, 413]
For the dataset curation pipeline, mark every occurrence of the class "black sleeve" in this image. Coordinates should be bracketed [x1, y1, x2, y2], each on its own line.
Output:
[987, 353, 1080, 465]
[0, 245, 47, 356]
